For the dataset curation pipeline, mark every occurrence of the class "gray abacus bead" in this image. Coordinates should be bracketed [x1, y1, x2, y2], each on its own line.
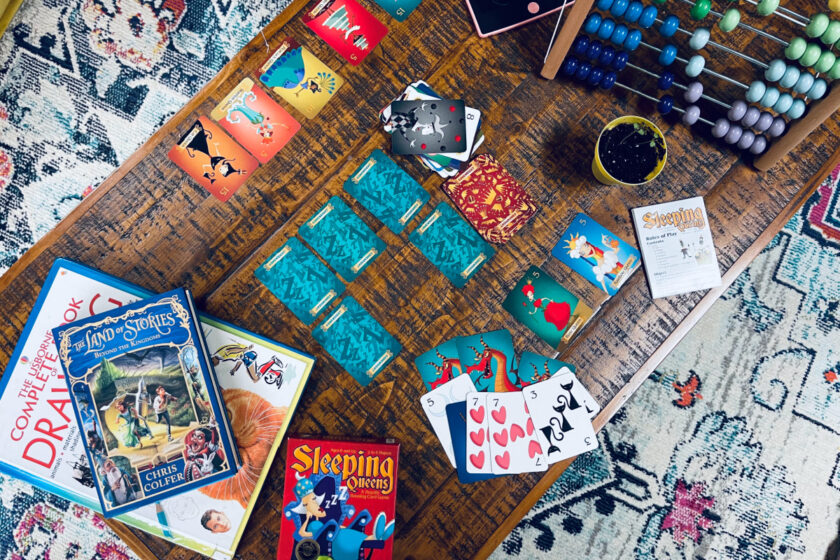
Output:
[737, 130, 756, 150]
[741, 106, 761, 127]
[711, 118, 731, 138]
[727, 100, 748, 121]
[684, 82, 704, 103]
[755, 111, 774, 131]
[682, 104, 702, 125]
[749, 134, 768, 154]
[724, 124, 743, 144]
[768, 116, 786, 137]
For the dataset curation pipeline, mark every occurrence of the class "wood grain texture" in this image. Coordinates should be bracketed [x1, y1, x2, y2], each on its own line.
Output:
[1, 0, 838, 559]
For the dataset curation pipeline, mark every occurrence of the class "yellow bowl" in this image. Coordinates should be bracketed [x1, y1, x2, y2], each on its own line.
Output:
[592, 116, 667, 186]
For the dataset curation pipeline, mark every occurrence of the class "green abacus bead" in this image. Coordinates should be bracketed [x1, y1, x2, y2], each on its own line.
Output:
[800, 42, 823, 67]
[821, 20, 840, 44]
[815, 49, 836, 72]
[691, 0, 712, 20]
[757, 0, 779, 15]
[718, 8, 740, 31]
[829, 58, 840, 79]
[785, 37, 808, 60]
[806, 13, 830, 37]
[651, 0, 667, 4]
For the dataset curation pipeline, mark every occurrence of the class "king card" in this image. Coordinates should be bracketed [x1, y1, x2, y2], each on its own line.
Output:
[441, 154, 537, 244]
[312, 296, 401, 386]
[408, 202, 494, 288]
[414, 338, 462, 391]
[211, 78, 300, 164]
[255, 237, 345, 326]
[419, 374, 476, 468]
[389, 100, 467, 155]
[258, 37, 344, 119]
[446, 402, 500, 483]
[456, 330, 519, 392]
[552, 213, 641, 296]
[167, 116, 259, 202]
[299, 196, 386, 282]
[344, 149, 429, 234]
[373, 0, 422, 20]
[524, 375, 599, 465]
[503, 265, 594, 352]
[465, 392, 492, 474]
[487, 392, 548, 474]
[302, 0, 388, 65]
[517, 351, 576, 386]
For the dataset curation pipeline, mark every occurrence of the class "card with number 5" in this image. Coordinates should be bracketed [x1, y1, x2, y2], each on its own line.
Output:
[420, 375, 476, 467]
[303, 0, 388, 66]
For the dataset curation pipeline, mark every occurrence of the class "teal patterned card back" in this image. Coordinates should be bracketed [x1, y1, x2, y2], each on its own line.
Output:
[312, 297, 401, 386]
[255, 237, 345, 325]
[409, 202, 495, 288]
[343, 149, 429, 234]
[299, 196, 386, 282]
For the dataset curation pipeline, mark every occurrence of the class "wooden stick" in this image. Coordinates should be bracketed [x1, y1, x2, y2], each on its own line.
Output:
[540, 0, 598, 79]
[755, 83, 840, 171]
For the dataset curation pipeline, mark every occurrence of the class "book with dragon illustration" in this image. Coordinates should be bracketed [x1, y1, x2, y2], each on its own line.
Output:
[277, 437, 399, 560]
[52, 287, 239, 517]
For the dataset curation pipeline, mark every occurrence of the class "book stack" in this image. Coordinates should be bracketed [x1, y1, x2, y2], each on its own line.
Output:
[0, 259, 314, 559]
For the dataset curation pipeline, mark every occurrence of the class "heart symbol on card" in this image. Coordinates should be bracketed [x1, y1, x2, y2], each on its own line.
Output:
[495, 451, 511, 470]
[528, 440, 543, 458]
[524, 401, 530, 414]
[493, 429, 508, 447]
[510, 423, 526, 441]
[469, 451, 485, 469]
[469, 429, 485, 446]
[469, 405, 485, 423]
[526, 418, 535, 436]
[491, 406, 507, 424]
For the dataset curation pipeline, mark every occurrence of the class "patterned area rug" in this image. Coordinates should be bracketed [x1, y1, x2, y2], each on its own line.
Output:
[492, 169, 840, 560]
[0, 0, 291, 275]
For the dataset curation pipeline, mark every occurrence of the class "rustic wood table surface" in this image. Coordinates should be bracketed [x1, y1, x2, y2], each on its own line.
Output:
[1, 0, 838, 557]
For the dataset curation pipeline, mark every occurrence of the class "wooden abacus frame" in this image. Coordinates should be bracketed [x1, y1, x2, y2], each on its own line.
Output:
[540, 0, 840, 171]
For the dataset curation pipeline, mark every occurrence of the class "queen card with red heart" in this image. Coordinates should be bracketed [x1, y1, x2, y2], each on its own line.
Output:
[487, 392, 548, 474]
[465, 392, 492, 474]
[302, 0, 388, 66]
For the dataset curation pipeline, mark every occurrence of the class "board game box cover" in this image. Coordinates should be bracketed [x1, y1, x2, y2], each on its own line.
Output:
[277, 437, 399, 560]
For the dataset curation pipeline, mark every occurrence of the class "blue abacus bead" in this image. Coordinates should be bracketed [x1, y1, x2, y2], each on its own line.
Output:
[745, 80, 766, 103]
[659, 44, 678, 66]
[768, 117, 786, 137]
[683, 105, 701, 125]
[625, 0, 643, 22]
[610, 0, 629, 17]
[737, 130, 756, 150]
[659, 15, 680, 37]
[779, 64, 801, 88]
[760, 86, 780, 108]
[808, 78, 828, 99]
[764, 59, 787, 82]
[658, 94, 674, 114]
[611, 23, 628, 45]
[598, 18, 616, 40]
[794, 71, 814, 94]
[624, 29, 642, 50]
[685, 55, 705, 77]
[741, 106, 761, 127]
[755, 111, 774, 131]
[658, 71, 675, 90]
[724, 125, 743, 145]
[597, 0, 614, 10]
[727, 100, 748, 121]
[600, 70, 618, 89]
[588, 67, 605, 87]
[684, 81, 703, 103]
[599, 45, 617, 66]
[561, 57, 579, 76]
[711, 118, 730, 138]
[750, 135, 768, 155]
[773, 93, 793, 114]
[573, 35, 590, 56]
[584, 13, 602, 34]
[786, 98, 806, 118]
[575, 61, 593, 81]
[586, 40, 603, 61]
[689, 28, 711, 50]
[612, 50, 629, 70]
[639, 5, 658, 28]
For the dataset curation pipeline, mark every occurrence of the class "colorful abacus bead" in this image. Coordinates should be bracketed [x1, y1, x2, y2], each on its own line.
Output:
[658, 94, 674, 114]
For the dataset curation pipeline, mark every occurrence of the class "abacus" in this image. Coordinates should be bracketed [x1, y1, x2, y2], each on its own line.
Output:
[541, 0, 840, 170]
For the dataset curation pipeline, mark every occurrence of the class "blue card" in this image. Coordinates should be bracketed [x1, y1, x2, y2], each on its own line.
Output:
[409, 202, 495, 288]
[373, 0, 422, 21]
[312, 297, 401, 386]
[517, 351, 576, 387]
[455, 329, 519, 392]
[414, 338, 462, 391]
[299, 196, 386, 282]
[552, 212, 641, 296]
[446, 402, 501, 483]
[255, 237, 345, 326]
[344, 149, 429, 234]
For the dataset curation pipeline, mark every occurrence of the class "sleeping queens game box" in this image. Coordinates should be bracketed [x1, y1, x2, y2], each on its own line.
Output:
[277, 437, 399, 560]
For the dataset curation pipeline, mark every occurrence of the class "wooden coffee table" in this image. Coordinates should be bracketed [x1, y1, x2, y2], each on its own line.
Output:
[0, 0, 837, 557]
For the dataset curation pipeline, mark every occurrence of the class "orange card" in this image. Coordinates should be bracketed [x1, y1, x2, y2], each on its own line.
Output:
[168, 116, 259, 202]
[211, 78, 300, 163]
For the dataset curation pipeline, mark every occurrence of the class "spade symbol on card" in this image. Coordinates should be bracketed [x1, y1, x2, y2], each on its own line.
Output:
[389, 100, 467, 155]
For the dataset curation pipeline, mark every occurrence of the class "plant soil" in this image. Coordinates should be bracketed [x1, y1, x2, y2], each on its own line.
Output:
[598, 122, 666, 183]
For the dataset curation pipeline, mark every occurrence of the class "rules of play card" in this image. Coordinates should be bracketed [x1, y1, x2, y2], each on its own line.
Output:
[631, 196, 722, 298]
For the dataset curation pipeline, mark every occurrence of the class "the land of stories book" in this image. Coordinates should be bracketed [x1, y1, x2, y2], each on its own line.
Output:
[52, 288, 239, 517]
